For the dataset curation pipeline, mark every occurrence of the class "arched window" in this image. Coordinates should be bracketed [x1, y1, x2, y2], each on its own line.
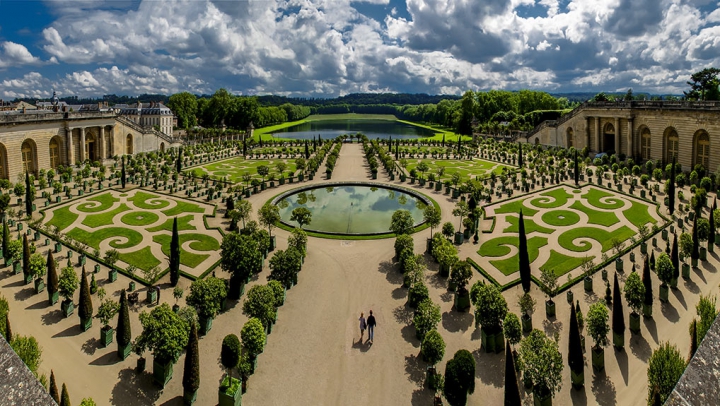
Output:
[666, 129, 679, 163]
[21, 140, 35, 174]
[641, 128, 651, 160]
[567, 128, 574, 148]
[126, 134, 133, 155]
[49, 138, 61, 169]
[160, 142, 165, 152]
[0, 144, 7, 180]
[696, 131, 710, 170]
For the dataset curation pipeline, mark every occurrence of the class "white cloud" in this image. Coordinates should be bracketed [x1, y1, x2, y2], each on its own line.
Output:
[0, 42, 42, 68]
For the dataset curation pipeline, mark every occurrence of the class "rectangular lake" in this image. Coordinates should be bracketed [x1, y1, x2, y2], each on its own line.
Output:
[269, 119, 437, 140]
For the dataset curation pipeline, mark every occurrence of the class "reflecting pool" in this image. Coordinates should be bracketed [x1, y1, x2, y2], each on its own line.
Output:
[269, 119, 436, 140]
[276, 184, 428, 235]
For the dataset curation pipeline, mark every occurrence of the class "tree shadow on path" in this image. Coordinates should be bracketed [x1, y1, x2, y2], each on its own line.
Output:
[441, 310, 473, 333]
[110, 367, 162, 406]
[590, 371, 617, 406]
[472, 348, 504, 388]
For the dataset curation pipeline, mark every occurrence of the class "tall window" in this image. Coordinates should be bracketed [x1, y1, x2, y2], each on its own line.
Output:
[567, 128, 574, 148]
[126, 134, 133, 154]
[0, 147, 6, 179]
[641, 128, 651, 160]
[666, 129, 679, 163]
[21, 141, 34, 174]
[49, 138, 60, 168]
[696, 132, 710, 170]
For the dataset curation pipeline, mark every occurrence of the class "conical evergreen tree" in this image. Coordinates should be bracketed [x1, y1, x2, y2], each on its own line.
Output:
[518, 211, 531, 293]
[60, 383, 70, 406]
[568, 304, 584, 379]
[456, 136, 461, 155]
[304, 140, 310, 159]
[116, 290, 131, 354]
[121, 155, 126, 188]
[671, 234, 680, 282]
[642, 255, 653, 311]
[4, 313, 11, 342]
[442, 133, 445, 146]
[25, 171, 32, 216]
[574, 149, 579, 186]
[22, 234, 30, 283]
[710, 199, 717, 246]
[242, 140, 247, 157]
[225, 196, 234, 218]
[78, 267, 93, 323]
[689, 318, 698, 362]
[504, 340, 521, 406]
[668, 158, 676, 215]
[650, 250, 656, 271]
[169, 217, 180, 286]
[691, 215, 700, 262]
[517, 143, 523, 167]
[612, 273, 625, 344]
[176, 148, 183, 173]
[2, 218, 8, 261]
[183, 323, 200, 396]
[47, 251, 59, 302]
[49, 370, 60, 404]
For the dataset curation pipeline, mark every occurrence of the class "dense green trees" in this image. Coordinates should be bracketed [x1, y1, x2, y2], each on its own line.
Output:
[647, 342, 686, 405]
[220, 233, 263, 300]
[444, 349, 476, 406]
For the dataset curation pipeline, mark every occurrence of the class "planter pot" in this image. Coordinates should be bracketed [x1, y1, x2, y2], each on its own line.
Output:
[136, 357, 146, 372]
[567, 290, 574, 304]
[183, 389, 198, 406]
[480, 327, 505, 353]
[199, 316, 214, 336]
[584, 277, 593, 292]
[101, 326, 114, 347]
[453, 290, 471, 312]
[629, 252, 635, 262]
[218, 376, 242, 406]
[22, 271, 33, 285]
[129, 281, 136, 291]
[643, 303, 653, 318]
[592, 347, 605, 371]
[523, 374, 533, 389]
[153, 358, 174, 387]
[80, 317, 92, 332]
[453, 232, 464, 245]
[147, 289, 157, 304]
[602, 269, 608, 281]
[48, 290, 59, 305]
[533, 390, 552, 406]
[545, 300, 556, 319]
[613, 331, 624, 349]
[682, 263, 690, 279]
[700, 247, 707, 261]
[709, 243, 715, 253]
[570, 369, 584, 389]
[629, 313, 641, 334]
[439, 263, 450, 278]
[34, 278, 45, 294]
[270, 236, 277, 251]
[12, 261, 21, 274]
[659, 284, 669, 302]
[521, 314, 532, 333]
[670, 277, 678, 289]
[118, 342, 132, 360]
[61, 300, 74, 317]
[447, 280, 457, 292]
[108, 269, 117, 282]
[615, 258, 623, 272]
[691, 257, 698, 267]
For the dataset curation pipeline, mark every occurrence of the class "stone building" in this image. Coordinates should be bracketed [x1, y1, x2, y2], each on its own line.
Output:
[526, 101, 720, 172]
[114, 101, 174, 137]
[0, 95, 180, 181]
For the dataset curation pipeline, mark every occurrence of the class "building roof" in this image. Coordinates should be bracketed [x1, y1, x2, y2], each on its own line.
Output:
[665, 315, 720, 405]
[116, 102, 173, 116]
[0, 335, 56, 406]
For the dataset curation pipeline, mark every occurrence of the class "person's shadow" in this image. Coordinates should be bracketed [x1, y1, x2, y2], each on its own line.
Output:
[351, 337, 371, 352]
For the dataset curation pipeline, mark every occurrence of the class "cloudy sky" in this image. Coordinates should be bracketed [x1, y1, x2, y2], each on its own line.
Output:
[0, 0, 719, 99]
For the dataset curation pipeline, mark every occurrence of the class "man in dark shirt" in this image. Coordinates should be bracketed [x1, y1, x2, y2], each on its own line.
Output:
[367, 310, 377, 344]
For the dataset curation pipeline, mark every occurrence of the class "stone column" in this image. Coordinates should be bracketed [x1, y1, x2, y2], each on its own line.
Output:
[585, 116, 591, 150]
[595, 117, 601, 151]
[99, 126, 106, 161]
[614, 117, 620, 154]
[66, 126, 74, 165]
[80, 127, 86, 162]
[627, 118, 634, 158]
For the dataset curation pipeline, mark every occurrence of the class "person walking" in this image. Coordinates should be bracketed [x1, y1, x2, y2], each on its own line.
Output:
[358, 312, 367, 342]
[367, 310, 376, 344]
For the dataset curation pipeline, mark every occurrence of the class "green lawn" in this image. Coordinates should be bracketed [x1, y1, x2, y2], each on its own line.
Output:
[541, 210, 581, 227]
[188, 157, 298, 184]
[530, 188, 572, 209]
[540, 250, 594, 277]
[493, 199, 539, 217]
[66, 227, 144, 250]
[162, 200, 205, 217]
[557, 226, 635, 253]
[582, 188, 624, 210]
[121, 211, 160, 227]
[503, 215, 553, 234]
[154, 233, 220, 268]
[76, 193, 120, 213]
[481, 236, 548, 276]
[82, 204, 131, 228]
[569, 201, 620, 227]
[46, 206, 78, 231]
[405, 158, 510, 184]
[119, 246, 162, 272]
[148, 215, 197, 233]
[129, 191, 170, 210]
[623, 200, 658, 228]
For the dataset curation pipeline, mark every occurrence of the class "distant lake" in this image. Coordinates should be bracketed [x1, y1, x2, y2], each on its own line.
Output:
[268, 119, 437, 140]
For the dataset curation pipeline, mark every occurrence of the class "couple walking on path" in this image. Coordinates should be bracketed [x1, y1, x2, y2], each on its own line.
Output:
[358, 310, 377, 344]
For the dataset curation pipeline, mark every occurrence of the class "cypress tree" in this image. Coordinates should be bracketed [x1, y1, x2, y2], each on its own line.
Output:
[116, 290, 131, 354]
[183, 323, 200, 396]
[169, 217, 180, 286]
[49, 370, 60, 404]
[304, 140, 310, 159]
[242, 140, 247, 157]
[2, 218, 8, 261]
[692, 216, 700, 262]
[503, 340, 521, 406]
[671, 234, 679, 282]
[518, 211, 531, 293]
[225, 196, 235, 218]
[22, 234, 30, 283]
[4, 313, 11, 342]
[517, 143, 523, 167]
[176, 148, 183, 173]
[612, 273, 625, 344]
[710, 199, 717, 246]
[456, 136, 461, 155]
[650, 250, 656, 270]
[121, 155, 126, 188]
[78, 267, 92, 323]
[395, 140, 399, 160]
[25, 171, 32, 216]
[442, 133, 445, 146]
[689, 319, 698, 361]
[574, 149, 579, 186]
[668, 159, 676, 215]
[60, 383, 70, 406]
[47, 251, 59, 302]
[642, 255, 653, 311]
[568, 304, 584, 380]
